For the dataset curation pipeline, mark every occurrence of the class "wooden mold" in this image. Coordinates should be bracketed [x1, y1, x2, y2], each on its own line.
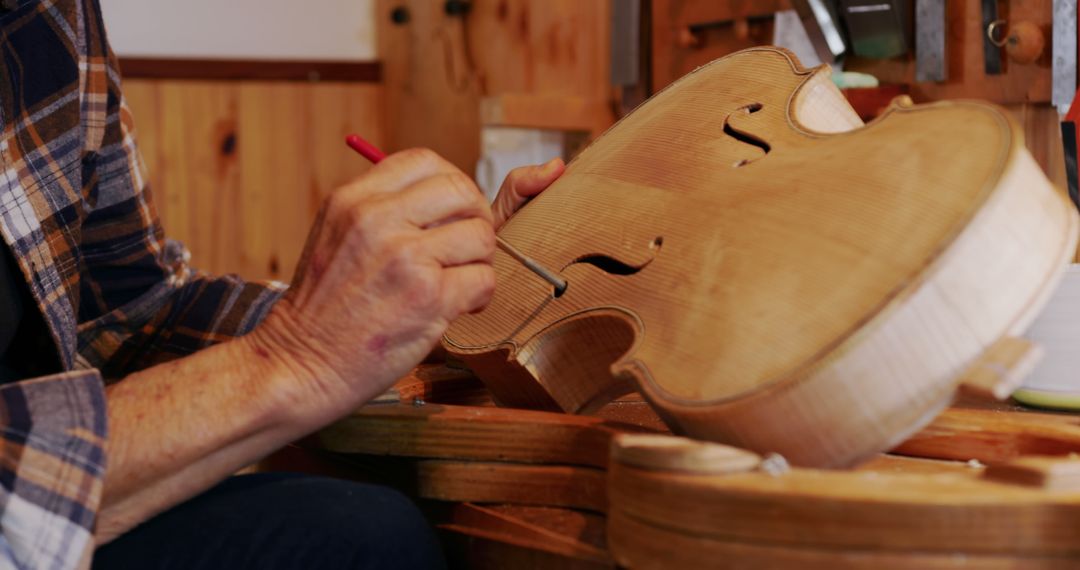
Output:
[312, 367, 1080, 569]
[608, 433, 1080, 569]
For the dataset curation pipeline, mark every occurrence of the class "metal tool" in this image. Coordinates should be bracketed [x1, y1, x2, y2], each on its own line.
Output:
[790, 0, 847, 63]
[915, 0, 947, 82]
[496, 236, 568, 295]
[345, 134, 570, 296]
[1053, 0, 1078, 114]
[981, 0, 1003, 74]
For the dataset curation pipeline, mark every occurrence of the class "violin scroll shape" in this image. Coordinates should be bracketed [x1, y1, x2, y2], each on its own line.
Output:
[443, 47, 1079, 467]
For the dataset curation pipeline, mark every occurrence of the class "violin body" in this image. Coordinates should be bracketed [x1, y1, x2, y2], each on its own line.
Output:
[443, 47, 1079, 467]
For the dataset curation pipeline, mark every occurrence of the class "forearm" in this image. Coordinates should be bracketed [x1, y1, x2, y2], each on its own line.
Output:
[95, 322, 362, 544]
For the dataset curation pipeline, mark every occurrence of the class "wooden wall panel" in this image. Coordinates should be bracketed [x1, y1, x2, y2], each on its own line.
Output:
[651, 0, 791, 92]
[467, 0, 611, 102]
[376, 0, 613, 175]
[124, 80, 383, 282]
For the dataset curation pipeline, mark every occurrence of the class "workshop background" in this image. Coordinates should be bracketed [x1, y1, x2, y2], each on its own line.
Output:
[101, 0, 1069, 282]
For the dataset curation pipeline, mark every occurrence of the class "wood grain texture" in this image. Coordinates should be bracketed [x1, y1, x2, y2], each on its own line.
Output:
[418, 461, 607, 512]
[609, 507, 1080, 570]
[370, 364, 491, 406]
[985, 456, 1080, 490]
[444, 47, 1079, 467]
[315, 402, 655, 468]
[608, 454, 1080, 557]
[480, 94, 614, 137]
[377, 0, 613, 175]
[123, 80, 383, 281]
[955, 336, 1044, 401]
[651, 0, 791, 93]
[895, 402, 1080, 463]
[437, 503, 610, 566]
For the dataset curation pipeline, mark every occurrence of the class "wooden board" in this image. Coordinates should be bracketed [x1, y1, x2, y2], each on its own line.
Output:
[307, 376, 1080, 568]
[895, 398, 1080, 463]
[608, 433, 1080, 568]
[437, 503, 609, 564]
[315, 402, 655, 468]
[609, 507, 1080, 570]
[651, 0, 792, 93]
[438, 503, 611, 570]
[444, 46, 1079, 467]
[418, 461, 607, 512]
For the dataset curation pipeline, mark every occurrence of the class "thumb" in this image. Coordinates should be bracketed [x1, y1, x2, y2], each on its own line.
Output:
[493, 158, 566, 228]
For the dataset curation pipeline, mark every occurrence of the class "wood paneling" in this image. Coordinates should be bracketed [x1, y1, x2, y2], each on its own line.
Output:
[651, 0, 791, 92]
[376, 0, 613, 176]
[124, 80, 384, 282]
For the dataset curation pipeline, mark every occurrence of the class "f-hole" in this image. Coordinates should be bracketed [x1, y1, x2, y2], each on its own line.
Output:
[724, 103, 769, 168]
[560, 236, 663, 288]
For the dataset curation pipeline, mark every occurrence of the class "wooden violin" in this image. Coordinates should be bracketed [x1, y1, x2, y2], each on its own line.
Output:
[443, 47, 1079, 467]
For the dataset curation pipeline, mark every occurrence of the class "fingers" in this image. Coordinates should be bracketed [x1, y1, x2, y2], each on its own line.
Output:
[335, 148, 463, 208]
[492, 157, 565, 229]
[395, 171, 493, 228]
[441, 263, 496, 317]
[418, 218, 496, 266]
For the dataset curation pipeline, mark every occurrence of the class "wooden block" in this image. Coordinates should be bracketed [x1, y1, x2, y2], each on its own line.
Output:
[957, 337, 1044, 401]
[611, 433, 761, 474]
[609, 506, 1080, 570]
[894, 402, 1080, 464]
[315, 402, 656, 468]
[438, 503, 610, 564]
[417, 461, 607, 512]
[124, 80, 382, 281]
[370, 364, 491, 406]
[984, 456, 1080, 490]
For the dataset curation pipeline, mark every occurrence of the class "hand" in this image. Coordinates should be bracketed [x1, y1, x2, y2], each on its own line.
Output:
[252, 149, 497, 419]
[491, 158, 565, 229]
[421, 157, 565, 365]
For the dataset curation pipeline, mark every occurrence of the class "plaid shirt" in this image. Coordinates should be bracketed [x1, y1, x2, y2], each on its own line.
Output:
[0, 0, 283, 567]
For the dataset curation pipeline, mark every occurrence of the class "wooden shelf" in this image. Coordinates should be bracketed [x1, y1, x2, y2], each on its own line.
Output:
[480, 94, 615, 136]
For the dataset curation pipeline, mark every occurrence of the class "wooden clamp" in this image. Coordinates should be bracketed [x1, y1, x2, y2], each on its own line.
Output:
[956, 336, 1044, 401]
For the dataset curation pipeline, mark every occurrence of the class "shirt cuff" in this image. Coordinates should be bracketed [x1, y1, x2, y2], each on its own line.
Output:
[0, 370, 107, 569]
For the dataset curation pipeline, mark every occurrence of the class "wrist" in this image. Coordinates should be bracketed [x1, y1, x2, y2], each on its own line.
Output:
[240, 304, 369, 431]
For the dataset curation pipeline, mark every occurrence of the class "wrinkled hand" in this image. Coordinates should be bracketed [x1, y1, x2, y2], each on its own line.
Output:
[252, 151, 564, 418]
[253, 149, 496, 416]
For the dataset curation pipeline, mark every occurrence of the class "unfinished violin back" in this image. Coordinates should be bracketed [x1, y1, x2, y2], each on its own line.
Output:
[444, 47, 1079, 467]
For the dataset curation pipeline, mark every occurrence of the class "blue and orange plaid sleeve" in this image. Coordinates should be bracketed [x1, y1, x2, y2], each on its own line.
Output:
[73, 32, 284, 379]
[74, 76, 285, 377]
[0, 0, 285, 566]
[0, 370, 106, 569]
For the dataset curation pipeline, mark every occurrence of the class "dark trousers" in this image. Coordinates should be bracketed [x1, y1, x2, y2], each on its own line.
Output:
[92, 473, 446, 569]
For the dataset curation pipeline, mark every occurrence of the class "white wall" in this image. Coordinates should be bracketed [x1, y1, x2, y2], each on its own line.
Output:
[99, 0, 376, 61]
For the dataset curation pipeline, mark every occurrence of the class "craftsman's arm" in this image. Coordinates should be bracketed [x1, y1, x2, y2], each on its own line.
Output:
[95, 151, 564, 544]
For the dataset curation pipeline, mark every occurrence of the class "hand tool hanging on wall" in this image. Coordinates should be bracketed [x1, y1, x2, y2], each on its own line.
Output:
[1053, 0, 1078, 114]
[790, 0, 846, 64]
[915, 0, 947, 82]
[981, 0, 1003, 74]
